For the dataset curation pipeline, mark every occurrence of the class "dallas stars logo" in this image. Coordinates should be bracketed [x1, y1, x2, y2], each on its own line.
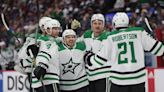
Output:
[62, 58, 80, 74]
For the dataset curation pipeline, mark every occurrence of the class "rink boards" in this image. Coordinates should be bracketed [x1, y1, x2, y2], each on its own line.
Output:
[0, 68, 164, 92]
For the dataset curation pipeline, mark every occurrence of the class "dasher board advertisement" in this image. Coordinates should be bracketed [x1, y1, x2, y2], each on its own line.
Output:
[2, 71, 29, 92]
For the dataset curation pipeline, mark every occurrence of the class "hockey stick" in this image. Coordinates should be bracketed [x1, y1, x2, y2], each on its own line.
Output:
[144, 17, 153, 32]
[28, 50, 47, 92]
[27, 0, 40, 91]
[28, 0, 40, 84]
[1, 13, 9, 30]
[28, 49, 35, 92]
[34, 0, 40, 44]
[27, 0, 40, 90]
[28, 49, 47, 92]
[28, 0, 47, 92]
[1, 13, 21, 44]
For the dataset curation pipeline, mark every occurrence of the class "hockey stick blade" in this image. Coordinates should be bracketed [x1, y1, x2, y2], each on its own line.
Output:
[144, 18, 153, 32]
[1, 13, 10, 31]
[1, 13, 21, 44]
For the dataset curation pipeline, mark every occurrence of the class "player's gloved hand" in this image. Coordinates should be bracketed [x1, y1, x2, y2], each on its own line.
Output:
[84, 51, 95, 66]
[34, 62, 48, 80]
[71, 19, 81, 30]
[27, 44, 39, 58]
[14, 64, 27, 75]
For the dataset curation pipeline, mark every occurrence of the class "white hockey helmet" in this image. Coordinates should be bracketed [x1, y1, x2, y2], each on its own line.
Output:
[112, 12, 129, 28]
[39, 17, 52, 31]
[62, 29, 76, 39]
[44, 19, 61, 35]
[91, 14, 105, 25]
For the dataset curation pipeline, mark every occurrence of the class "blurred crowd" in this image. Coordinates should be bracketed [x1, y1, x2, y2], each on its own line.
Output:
[0, 0, 164, 70]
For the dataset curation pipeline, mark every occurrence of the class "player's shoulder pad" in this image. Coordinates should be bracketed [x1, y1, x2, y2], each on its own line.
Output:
[97, 30, 110, 41]
[75, 41, 86, 51]
[57, 42, 66, 51]
[83, 29, 92, 38]
[39, 35, 50, 41]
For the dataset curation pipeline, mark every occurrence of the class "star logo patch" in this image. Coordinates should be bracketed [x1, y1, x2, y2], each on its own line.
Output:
[62, 58, 80, 74]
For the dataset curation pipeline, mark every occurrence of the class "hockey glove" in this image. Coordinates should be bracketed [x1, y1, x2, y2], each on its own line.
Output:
[34, 62, 48, 80]
[14, 64, 27, 75]
[71, 19, 81, 30]
[27, 44, 39, 58]
[84, 51, 95, 66]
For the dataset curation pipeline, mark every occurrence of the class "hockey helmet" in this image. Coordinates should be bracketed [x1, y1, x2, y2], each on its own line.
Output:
[91, 14, 105, 25]
[44, 19, 61, 35]
[112, 12, 129, 28]
[39, 17, 52, 31]
[62, 29, 76, 39]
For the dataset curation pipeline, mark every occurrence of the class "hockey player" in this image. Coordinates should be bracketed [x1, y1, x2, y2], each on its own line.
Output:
[58, 29, 89, 92]
[32, 19, 61, 92]
[14, 17, 52, 92]
[39, 17, 52, 35]
[82, 13, 111, 92]
[84, 12, 164, 92]
[14, 17, 52, 75]
[44, 19, 61, 42]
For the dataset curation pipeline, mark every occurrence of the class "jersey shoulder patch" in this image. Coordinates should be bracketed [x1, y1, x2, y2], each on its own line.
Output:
[83, 29, 92, 38]
[97, 31, 110, 41]
[75, 41, 86, 51]
[57, 42, 66, 51]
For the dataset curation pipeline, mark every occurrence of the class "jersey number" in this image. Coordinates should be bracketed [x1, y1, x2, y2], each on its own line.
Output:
[118, 42, 136, 64]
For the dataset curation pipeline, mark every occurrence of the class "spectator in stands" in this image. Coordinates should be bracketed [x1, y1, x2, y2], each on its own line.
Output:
[0, 41, 18, 70]
[0, 0, 164, 67]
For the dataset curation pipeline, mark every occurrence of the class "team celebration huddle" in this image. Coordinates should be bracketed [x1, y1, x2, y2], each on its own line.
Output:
[12, 11, 164, 92]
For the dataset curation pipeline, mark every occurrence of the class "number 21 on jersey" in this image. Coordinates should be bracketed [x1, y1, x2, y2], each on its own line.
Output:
[117, 41, 136, 64]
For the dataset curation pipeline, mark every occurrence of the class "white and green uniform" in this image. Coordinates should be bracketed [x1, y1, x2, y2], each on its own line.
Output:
[17, 33, 61, 88]
[90, 27, 164, 85]
[82, 29, 111, 81]
[17, 33, 42, 73]
[17, 33, 56, 73]
[58, 41, 89, 91]
[32, 37, 60, 88]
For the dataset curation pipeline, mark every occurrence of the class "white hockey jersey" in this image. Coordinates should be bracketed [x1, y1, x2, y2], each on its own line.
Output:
[82, 30, 111, 81]
[89, 27, 164, 85]
[16, 33, 60, 88]
[17, 33, 59, 73]
[32, 39, 60, 88]
[58, 41, 89, 91]
[17, 33, 48, 73]
[17, 34, 37, 73]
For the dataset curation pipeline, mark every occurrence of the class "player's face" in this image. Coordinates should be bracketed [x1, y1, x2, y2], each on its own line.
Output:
[51, 27, 60, 38]
[91, 20, 104, 36]
[64, 35, 76, 48]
